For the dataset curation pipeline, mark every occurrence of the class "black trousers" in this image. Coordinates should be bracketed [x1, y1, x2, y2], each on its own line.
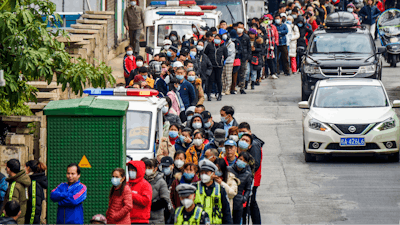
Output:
[250, 186, 261, 224]
[207, 67, 223, 96]
[265, 58, 277, 76]
[233, 208, 244, 224]
[277, 45, 290, 75]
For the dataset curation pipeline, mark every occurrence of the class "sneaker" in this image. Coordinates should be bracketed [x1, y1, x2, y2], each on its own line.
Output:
[272, 75, 278, 79]
[225, 91, 230, 95]
[222, 93, 226, 96]
[240, 89, 247, 94]
[230, 91, 236, 95]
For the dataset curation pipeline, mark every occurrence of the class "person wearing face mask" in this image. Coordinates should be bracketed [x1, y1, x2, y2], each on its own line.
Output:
[160, 156, 175, 187]
[170, 163, 200, 209]
[274, 14, 291, 76]
[24, 160, 47, 224]
[331, 0, 345, 11]
[175, 128, 193, 152]
[157, 123, 179, 161]
[201, 111, 224, 134]
[127, 55, 144, 85]
[237, 22, 251, 94]
[220, 29, 236, 96]
[161, 39, 172, 53]
[141, 158, 172, 224]
[139, 67, 154, 88]
[204, 149, 219, 162]
[163, 97, 182, 124]
[346, 3, 360, 25]
[229, 29, 242, 94]
[123, 45, 137, 85]
[220, 106, 239, 137]
[169, 31, 181, 46]
[295, 15, 313, 71]
[174, 184, 210, 225]
[186, 70, 205, 105]
[173, 151, 186, 176]
[123, 0, 145, 55]
[359, 0, 380, 38]
[262, 14, 279, 79]
[167, 46, 179, 62]
[185, 130, 207, 165]
[228, 152, 253, 225]
[223, 140, 239, 166]
[213, 158, 240, 213]
[191, 43, 213, 88]
[201, 128, 226, 160]
[287, 15, 300, 74]
[175, 67, 196, 110]
[106, 168, 133, 224]
[228, 126, 239, 142]
[194, 159, 233, 224]
[167, 77, 184, 116]
[126, 160, 152, 224]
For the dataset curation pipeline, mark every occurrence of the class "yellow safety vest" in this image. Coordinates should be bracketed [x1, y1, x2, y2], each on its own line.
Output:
[1, 182, 16, 217]
[174, 206, 203, 225]
[193, 182, 222, 224]
[29, 180, 36, 224]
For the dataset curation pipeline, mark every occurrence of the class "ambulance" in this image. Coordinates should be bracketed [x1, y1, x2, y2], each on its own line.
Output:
[83, 87, 166, 161]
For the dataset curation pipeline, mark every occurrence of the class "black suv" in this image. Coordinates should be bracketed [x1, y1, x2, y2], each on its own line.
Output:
[301, 12, 386, 101]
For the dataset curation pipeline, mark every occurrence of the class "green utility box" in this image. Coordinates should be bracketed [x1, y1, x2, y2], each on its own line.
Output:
[44, 97, 129, 224]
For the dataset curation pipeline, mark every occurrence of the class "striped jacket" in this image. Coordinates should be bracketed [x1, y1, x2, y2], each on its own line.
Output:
[50, 180, 87, 224]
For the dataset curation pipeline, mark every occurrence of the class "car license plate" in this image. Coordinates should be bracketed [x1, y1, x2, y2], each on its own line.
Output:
[340, 137, 365, 146]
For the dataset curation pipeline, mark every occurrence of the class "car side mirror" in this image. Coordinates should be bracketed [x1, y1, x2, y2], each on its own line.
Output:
[298, 101, 309, 109]
[139, 41, 147, 48]
[393, 100, 400, 108]
[377, 46, 386, 54]
[145, 47, 153, 55]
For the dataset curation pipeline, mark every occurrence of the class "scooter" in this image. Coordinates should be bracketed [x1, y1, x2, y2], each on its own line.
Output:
[377, 8, 400, 67]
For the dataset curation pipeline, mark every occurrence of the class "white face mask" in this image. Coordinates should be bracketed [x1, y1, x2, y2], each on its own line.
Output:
[237, 28, 244, 34]
[174, 159, 184, 169]
[181, 198, 194, 209]
[193, 139, 203, 147]
[164, 45, 171, 50]
[136, 61, 143, 67]
[145, 169, 154, 176]
[127, 51, 133, 56]
[229, 135, 239, 142]
[200, 174, 211, 183]
[222, 34, 228, 40]
[347, 8, 354, 12]
[197, 45, 204, 51]
[130, 1, 136, 6]
[129, 171, 137, 179]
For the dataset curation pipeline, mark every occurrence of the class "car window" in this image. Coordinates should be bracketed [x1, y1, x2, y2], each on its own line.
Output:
[157, 24, 193, 46]
[126, 111, 152, 150]
[310, 33, 373, 54]
[314, 85, 388, 108]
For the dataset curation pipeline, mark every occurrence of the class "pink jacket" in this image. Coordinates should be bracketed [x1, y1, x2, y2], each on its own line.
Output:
[167, 91, 181, 115]
[106, 185, 133, 224]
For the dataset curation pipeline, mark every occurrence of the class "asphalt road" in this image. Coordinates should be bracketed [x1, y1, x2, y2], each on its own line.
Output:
[204, 58, 400, 223]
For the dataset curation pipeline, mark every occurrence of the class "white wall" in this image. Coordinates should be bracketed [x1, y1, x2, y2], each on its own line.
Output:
[51, 0, 101, 12]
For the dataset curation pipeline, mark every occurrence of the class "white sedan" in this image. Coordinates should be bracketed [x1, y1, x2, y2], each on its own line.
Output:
[299, 78, 400, 162]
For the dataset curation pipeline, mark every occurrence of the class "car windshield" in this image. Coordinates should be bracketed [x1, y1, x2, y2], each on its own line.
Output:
[126, 111, 152, 150]
[202, 18, 216, 28]
[310, 33, 373, 54]
[157, 24, 193, 46]
[314, 85, 388, 108]
[196, 0, 244, 25]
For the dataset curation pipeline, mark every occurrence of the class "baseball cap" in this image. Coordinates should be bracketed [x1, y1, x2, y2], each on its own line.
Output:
[201, 111, 212, 120]
[224, 139, 237, 147]
[90, 214, 107, 224]
[160, 156, 174, 167]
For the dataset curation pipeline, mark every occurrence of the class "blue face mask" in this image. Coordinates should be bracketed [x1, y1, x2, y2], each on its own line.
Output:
[286, 21, 292, 25]
[298, 23, 304, 27]
[275, 19, 281, 25]
[218, 147, 225, 153]
[167, 51, 172, 57]
[214, 39, 221, 45]
[176, 75, 184, 80]
[190, 51, 197, 59]
[163, 167, 172, 175]
[183, 172, 195, 180]
[188, 76, 196, 82]
[204, 121, 212, 128]
[142, 75, 147, 80]
[193, 41, 198, 45]
[221, 116, 228, 123]
[236, 159, 247, 169]
[238, 132, 245, 138]
[192, 122, 202, 129]
[238, 140, 249, 150]
[187, 115, 193, 121]
[179, 135, 185, 143]
[129, 171, 137, 179]
[215, 170, 223, 177]
[169, 131, 179, 138]
[111, 177, 121, 187]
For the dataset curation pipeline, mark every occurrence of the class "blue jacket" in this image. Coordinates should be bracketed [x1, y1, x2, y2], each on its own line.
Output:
[50, 180, 87, 224]
[0, 173, 7, 203]
[178, 80, 196, 109]
[359, 5, 380, 25]
[275, 23, 288, 46]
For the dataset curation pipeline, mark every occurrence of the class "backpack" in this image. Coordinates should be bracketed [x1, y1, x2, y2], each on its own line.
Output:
[0, 173, 7, 202]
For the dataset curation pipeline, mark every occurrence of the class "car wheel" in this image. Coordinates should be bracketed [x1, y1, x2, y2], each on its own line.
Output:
[388, 152, 399, 162]
[303, 140, 316, 162]
[301, 86, 309, 101]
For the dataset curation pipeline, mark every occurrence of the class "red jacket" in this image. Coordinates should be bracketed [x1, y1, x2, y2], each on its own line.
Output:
[106, 185, 133, 224]
[377, 0, 385, 12]
[124, 55, 136, 78]
[271, 24, 279, 46]
[127, 161, 152, 224]
[254, 147, 263, 187]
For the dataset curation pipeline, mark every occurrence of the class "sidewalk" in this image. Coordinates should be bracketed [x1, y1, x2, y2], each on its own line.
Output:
[108, 53, 126, 81]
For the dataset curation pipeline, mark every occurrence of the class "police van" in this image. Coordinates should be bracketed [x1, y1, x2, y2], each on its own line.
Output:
[198, 5, 222, 28]
[83, 87, 166, 161]
[140, 1, 207, 57]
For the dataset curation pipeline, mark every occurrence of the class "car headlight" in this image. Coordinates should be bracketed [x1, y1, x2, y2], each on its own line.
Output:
[358, 65, 376, 73]
[375, 117, 396, 131]
[304, 65, 319, 74]
[308, 118, 330, 131]
[390, 37, 399, 43]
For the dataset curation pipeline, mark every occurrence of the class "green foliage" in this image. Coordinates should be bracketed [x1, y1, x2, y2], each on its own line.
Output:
[0, 0, 115, 115]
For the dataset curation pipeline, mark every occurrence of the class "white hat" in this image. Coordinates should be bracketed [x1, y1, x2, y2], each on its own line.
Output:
[173, 61, 184, 68]
[163, 39, 172, 46]
[280, 13, 287, 18]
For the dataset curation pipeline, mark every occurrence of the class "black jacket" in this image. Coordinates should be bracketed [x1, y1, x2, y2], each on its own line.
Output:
[297, 25, 313, 48]
[250, 37, 264, 70]
[249, 134, 265, 172]
[0, 217, 17, 224]
[238, 33, 252, 61]
[193, 52, 213, 81]
[228, 165, 253, 211]
[25, 172, 47, 224]
[205, 43, 228, 68]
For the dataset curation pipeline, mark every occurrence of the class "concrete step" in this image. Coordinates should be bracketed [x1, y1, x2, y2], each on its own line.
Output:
[86, 11, 115, 15]
[76, 19, 108, 25]
[82, 14, 112, 20]
[27, 81, 62, 89]
[66, 29, 99, 34]
[55, 36, 84, 43]
[71, 24, 104, 30]
[25, 102, 48, 110]
[35, 92, 58, 99]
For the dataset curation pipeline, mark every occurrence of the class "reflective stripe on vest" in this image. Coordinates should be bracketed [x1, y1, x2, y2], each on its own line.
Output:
[194, 182, 222, 224]
[175, 206, 203, 225]
[29, 180, 36, 224]
[1, 182, 16, 217]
